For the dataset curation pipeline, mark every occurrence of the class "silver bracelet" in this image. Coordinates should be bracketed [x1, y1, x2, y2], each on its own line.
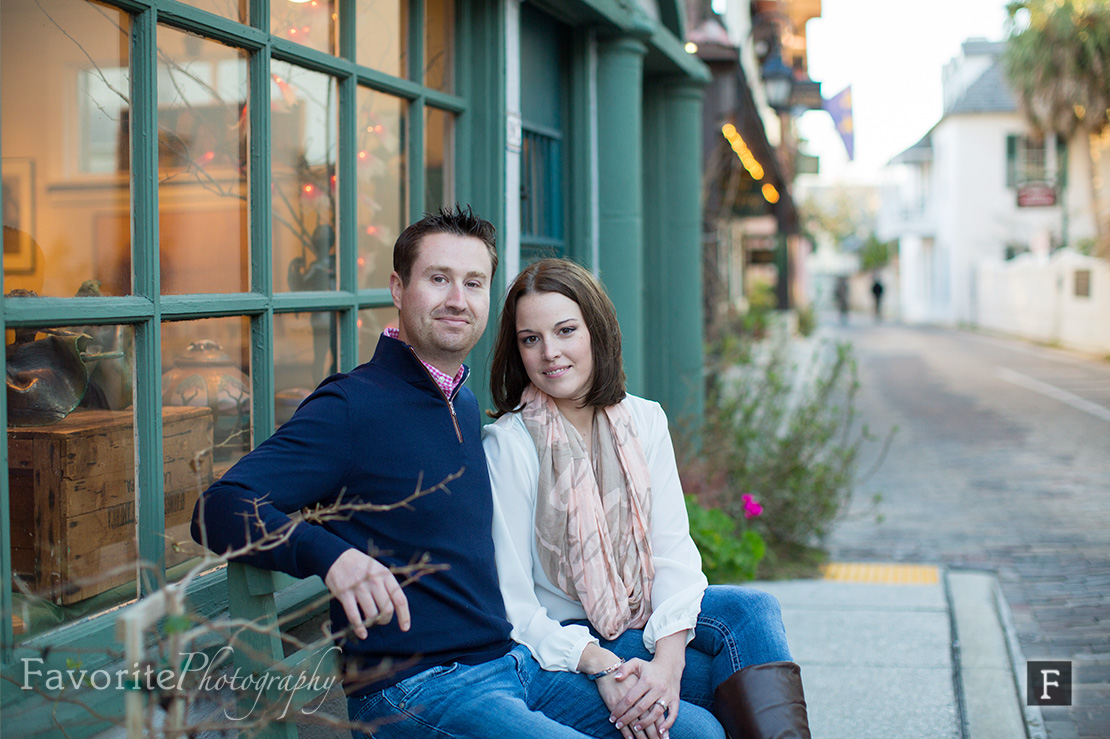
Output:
[586, 659, 625, 681]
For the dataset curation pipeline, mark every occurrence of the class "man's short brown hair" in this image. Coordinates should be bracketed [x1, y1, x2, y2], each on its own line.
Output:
[393, 205, 498, 284]
[489, 258, 625, 417]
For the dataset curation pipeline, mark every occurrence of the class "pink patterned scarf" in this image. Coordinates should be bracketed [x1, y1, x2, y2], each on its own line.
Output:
[520, 384, 655, 639]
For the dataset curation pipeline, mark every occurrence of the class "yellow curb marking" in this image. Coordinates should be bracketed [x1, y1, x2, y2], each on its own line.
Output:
[821, 562, 939, 585]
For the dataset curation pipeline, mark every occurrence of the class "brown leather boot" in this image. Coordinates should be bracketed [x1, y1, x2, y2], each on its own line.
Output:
[712, 661, 811, 738]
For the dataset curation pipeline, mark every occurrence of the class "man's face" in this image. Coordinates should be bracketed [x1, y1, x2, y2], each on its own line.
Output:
[389, 232, 493, 372]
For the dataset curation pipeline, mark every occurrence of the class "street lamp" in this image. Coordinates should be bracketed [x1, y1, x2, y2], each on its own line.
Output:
[760, 54, 794, 111]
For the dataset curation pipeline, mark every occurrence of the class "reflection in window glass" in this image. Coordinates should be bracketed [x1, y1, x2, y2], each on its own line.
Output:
[178, 0, 247, 23]
[358, 307, 400, 365]
[357, 89, 406, 289]
[6, 324, 141, 638]
[1, 0, 130, 297]
[271, 63, 338, 294]
[274, 311, 338, 417]
[156, 27, 250, 295]
[271, 0, 336, 56]
[161, 317, 251, 472]
[425, 107, 455, 213]
[425, 0, 454, 91]
[356, 0, 406, 77]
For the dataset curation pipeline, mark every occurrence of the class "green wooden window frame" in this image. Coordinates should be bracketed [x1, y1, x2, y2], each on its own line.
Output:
[0, 0, 469, 667]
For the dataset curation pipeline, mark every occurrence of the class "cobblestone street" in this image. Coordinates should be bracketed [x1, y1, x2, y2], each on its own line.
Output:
[822, 320, 1110, 739]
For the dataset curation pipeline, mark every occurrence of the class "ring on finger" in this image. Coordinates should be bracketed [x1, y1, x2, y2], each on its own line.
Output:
[654, 699, 668, 711]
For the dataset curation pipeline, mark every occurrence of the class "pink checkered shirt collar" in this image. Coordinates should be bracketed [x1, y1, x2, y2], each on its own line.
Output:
[383, 328, 465, 398]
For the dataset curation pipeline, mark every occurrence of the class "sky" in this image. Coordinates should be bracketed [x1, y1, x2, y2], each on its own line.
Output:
[798, 0, 1015, 182]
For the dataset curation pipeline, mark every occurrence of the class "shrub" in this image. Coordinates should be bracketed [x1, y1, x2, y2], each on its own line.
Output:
[700, 335, 884, 550]
[685, 495, 765, 584]
[795, 304, 817, 337]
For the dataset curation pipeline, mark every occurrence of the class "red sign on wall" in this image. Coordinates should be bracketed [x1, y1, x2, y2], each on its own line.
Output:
[1017, 183, 1057, 207]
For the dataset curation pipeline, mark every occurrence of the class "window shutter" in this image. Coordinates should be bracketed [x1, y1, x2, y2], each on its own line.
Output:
[1006, 134, 1018, 188]
[1056, 136, 1068, 189]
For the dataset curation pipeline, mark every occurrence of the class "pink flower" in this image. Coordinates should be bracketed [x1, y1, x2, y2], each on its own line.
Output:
[742, 493, 763, 520]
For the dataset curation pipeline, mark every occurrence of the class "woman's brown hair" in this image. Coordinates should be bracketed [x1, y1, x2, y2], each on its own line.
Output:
[489, 258, 625, 417]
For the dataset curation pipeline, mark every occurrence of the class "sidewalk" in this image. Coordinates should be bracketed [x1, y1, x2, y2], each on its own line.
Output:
[754, 564, 1046, 739]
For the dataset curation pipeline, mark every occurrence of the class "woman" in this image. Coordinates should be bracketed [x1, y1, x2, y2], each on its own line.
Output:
[484, 259, 811, 739]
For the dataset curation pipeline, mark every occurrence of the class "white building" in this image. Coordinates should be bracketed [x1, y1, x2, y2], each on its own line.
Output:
[879, 39, 1107, 334]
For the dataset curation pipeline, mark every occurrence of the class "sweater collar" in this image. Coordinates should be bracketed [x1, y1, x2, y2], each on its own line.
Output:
[371, 333, 470, 399]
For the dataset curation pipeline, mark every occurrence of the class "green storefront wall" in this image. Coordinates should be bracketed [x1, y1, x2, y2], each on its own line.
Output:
[0, 0, 709, 733]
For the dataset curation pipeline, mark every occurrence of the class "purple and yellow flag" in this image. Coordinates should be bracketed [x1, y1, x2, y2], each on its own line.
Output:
[823, 86, 854, 160]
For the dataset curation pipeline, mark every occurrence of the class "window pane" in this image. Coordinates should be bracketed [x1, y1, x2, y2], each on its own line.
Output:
[161, 317, 252, 472]
[7, 323, 141, 638]
[274, 311, 338, 407]
[357, 89, 406, 289]
[425, 107, 454, 213]
[358, 307, 399, 365]
[425, 0, 454, 92]
[520, 128, 565, 257]
[1022, 136, 1047, 183]
[271, 63, 338, 293]
[355, 0, 406, 77]
[271, 0, 337, 56]
[1, 0, 130, 297]
[178, 0, 247, 23]
[157, 27, 250, 295]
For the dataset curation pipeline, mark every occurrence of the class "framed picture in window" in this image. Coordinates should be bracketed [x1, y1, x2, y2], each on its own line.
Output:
[3, 157, 37, 275]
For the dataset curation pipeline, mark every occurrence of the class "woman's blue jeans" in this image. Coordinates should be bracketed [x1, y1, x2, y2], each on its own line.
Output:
[585, 585, 793, 710]
[346, 643, 724, 739]
[347, 644, 618, 738]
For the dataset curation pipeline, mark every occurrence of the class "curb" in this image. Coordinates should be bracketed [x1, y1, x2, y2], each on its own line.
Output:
[945, 569, 1046, 739]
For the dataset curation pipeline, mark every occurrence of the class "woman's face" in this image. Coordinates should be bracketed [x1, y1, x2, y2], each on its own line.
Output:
[515, 291, 594, 405]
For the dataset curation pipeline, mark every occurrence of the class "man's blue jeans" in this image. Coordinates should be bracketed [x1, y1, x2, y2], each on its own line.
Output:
[587, 585, 793, 709]
[346, 643, 722, 738]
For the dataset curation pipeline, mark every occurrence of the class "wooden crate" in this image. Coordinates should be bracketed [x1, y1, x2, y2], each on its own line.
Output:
[8, 406, 213, 604]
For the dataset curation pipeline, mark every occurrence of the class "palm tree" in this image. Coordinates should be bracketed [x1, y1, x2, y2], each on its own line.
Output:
[1003, 0, 1110, 257]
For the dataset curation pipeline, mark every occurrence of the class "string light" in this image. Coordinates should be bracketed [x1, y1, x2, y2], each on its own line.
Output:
[762, 183, 780, 204]
[721, 124, 765, 180]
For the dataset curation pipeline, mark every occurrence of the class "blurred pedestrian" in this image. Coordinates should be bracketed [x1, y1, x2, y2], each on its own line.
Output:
[834, 276, 849, 325]
[871, 275, 884, 322]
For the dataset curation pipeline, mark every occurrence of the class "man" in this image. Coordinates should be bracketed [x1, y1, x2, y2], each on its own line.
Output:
[192, 206, 618, 739]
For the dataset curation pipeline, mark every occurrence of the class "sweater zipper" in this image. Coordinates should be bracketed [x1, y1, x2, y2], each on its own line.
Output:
[410, 347, 464, 443]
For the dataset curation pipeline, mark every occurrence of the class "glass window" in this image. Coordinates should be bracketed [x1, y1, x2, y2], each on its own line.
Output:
[357, 89, 407, 289]
[1021, 136, 1047, 183]
[358, 306, 400, 365]
[2, 0, 464, 664]
[356, 0, 407, 77]
[425, 0, 454, 92]
[179, 0, 248, 23]
[271, 0, 337, 56]
[518, 5, 568, 261]
[1007, 134, 1047, 187]
[161, 317, 252, 471]
[271, 62, 338, 294]
[1, 0, 130, 297]
[7, 323, 140, 638]
[156, 27, 250, 295]
[274, 310, 339, 398]
[425, 106, 454, 214]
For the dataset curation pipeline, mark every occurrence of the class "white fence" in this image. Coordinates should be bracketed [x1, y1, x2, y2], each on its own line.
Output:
[976, 248, 1110, 356]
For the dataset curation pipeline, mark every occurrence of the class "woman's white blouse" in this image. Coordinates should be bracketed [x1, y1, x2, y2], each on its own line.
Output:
[483, 394, 708, 672]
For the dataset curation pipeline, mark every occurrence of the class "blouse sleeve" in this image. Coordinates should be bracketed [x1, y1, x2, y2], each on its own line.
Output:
[637, 399, 708, 653]
[483, 418, 598, 672]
